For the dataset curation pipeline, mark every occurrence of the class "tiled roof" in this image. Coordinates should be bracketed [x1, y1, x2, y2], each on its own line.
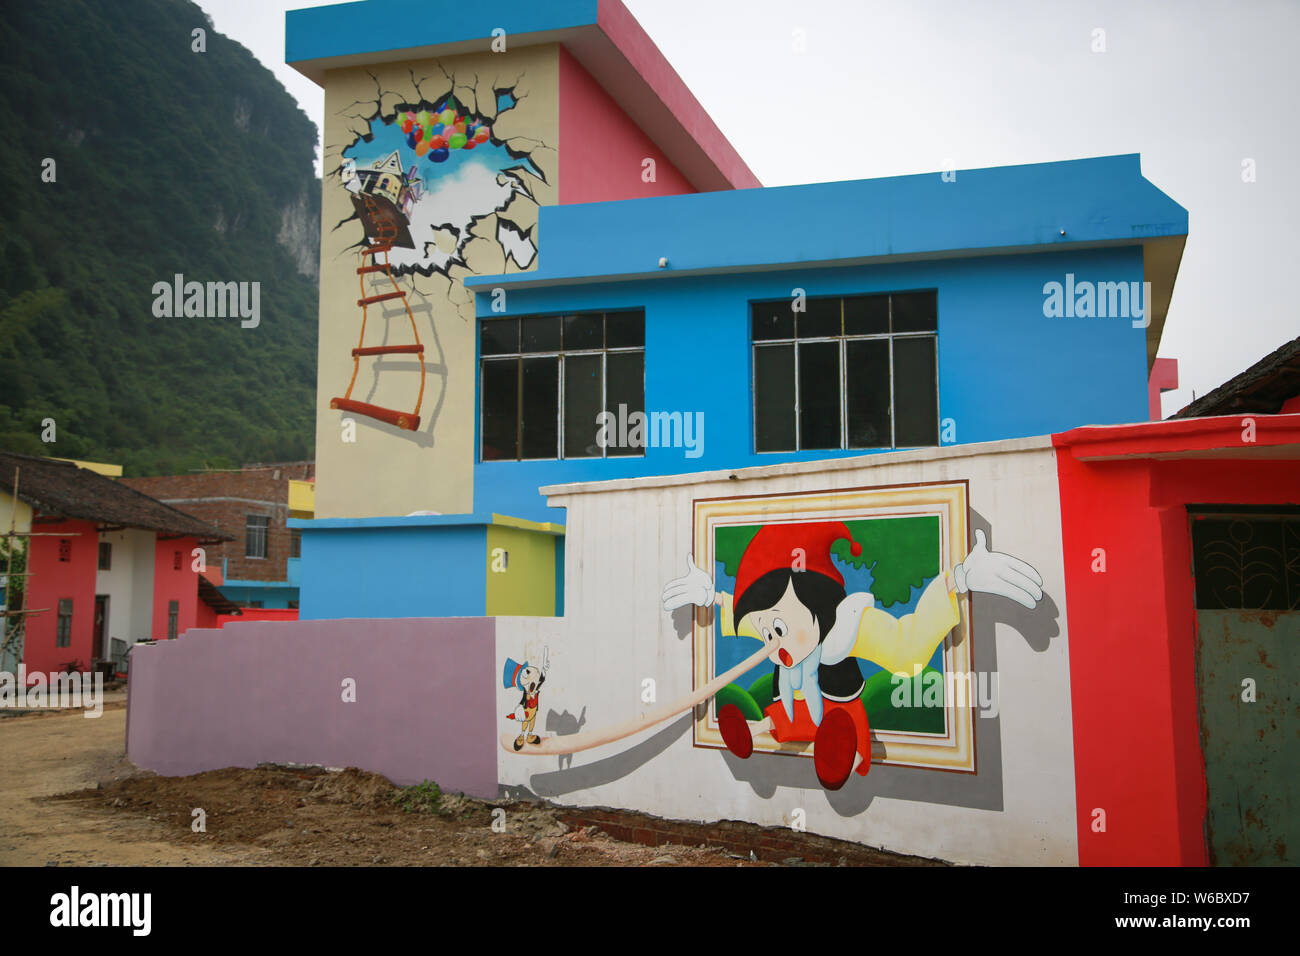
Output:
[0, 452, 232, 540]
[1173, 335, 1300, 418]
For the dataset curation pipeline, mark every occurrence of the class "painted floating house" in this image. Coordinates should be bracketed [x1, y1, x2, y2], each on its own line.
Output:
[123, 0, 1299, 867]
[0, 452, 233, 678]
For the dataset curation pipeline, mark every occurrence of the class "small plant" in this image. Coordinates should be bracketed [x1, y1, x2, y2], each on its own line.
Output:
[396, 779, 443, 815]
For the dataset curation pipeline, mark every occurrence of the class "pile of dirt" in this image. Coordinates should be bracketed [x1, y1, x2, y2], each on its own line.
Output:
[59, 765, 752, 867]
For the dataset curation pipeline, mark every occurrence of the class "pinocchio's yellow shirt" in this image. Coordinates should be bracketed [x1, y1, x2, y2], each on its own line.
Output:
[841, 574, 960, 674]
[718, 573, 960, 675]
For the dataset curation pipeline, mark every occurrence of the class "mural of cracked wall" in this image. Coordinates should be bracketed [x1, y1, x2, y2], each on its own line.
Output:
[315, 48, 558, 517]
[337, 85, 543, 276]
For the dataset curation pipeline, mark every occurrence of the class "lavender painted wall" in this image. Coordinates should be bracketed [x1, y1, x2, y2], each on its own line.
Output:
[126, 617, 499, 797]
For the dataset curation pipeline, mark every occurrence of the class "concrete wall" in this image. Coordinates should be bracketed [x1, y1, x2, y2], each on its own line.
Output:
[151, 536, 200, 642]
[121, 465, 310, 584]
[313, 46, 559, 521]
[23, 518, 98, 675]
[495, 437, 1079, 866]
[557, 46, 694, 203]
[1054, 415, 1300, 865]
[485, 522, 561, 616]
[473, 246, 1150, 524]
[296, 517, 488, 620]
[126, 616, 499, 797]
[94, 529, 156, 646]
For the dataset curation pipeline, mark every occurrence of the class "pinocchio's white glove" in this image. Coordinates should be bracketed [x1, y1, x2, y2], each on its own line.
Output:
[661, 553, 715, 611]
[954, 530, 1044, 609]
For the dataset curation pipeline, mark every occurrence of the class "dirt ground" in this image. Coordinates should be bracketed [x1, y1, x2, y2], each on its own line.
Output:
[0, 700, 939, 867]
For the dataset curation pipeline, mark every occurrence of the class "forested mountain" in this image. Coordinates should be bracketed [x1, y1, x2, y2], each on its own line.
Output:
[0, 0, 320, 475]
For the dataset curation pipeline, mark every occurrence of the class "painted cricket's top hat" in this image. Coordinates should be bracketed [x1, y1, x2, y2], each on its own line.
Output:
[502, 657, 530, 690]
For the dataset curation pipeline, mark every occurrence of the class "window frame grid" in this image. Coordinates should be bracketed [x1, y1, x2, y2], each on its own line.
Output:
[244, 514, 270, 560]
[750, 293, 939, 454]
[478, 312, 646, 462]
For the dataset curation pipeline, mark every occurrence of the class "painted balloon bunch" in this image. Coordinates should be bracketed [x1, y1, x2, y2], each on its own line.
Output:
[400, 105, 492, 164]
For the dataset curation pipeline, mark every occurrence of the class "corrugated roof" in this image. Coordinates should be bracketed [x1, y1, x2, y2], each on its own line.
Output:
[0, 452, 232, 540]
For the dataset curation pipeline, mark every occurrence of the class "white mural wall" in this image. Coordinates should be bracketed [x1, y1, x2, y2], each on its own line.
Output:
[496, 437, 1079, 866]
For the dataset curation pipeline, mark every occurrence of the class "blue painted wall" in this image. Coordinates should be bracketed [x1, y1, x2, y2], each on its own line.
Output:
[287, 0, 599, 67]
[297, 521, 487, 619]
[219, 585, 298, 609]
[467, 154, 1184, 288]
[472, 245, 1150, 523]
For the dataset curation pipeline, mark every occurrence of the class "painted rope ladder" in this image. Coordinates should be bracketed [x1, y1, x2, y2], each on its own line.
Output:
[330, 194, 426, 431]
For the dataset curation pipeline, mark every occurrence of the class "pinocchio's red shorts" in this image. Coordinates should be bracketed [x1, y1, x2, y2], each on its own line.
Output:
[764, 697, 872, 775]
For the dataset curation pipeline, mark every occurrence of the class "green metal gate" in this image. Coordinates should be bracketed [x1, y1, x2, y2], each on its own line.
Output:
[1191, 510, 1298, 866]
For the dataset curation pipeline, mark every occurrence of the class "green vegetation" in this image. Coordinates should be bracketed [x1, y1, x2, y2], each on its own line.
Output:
[395, 779, 443, 814]
[0, 0, 320, 475]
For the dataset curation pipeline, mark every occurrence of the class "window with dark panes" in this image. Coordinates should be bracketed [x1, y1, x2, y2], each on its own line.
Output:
[480, 310, 645, 460]
[167, 600, 179, 640]
[752, 291, 938, 452]
[290, 528, 302, 559]
[98, 542, 112, 571]
[56, 598, 72, 647]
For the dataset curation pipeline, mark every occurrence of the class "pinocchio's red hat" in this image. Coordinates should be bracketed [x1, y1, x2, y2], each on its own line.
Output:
[733, 521, 862, 607]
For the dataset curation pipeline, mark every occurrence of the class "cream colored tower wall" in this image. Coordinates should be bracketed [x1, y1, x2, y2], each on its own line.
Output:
[315, 46, 558, 518]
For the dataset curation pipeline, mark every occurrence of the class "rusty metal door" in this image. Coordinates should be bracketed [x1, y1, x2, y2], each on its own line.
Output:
[1190, 511, 1298, 865]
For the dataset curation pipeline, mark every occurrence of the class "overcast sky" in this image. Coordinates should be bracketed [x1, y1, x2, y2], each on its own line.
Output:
[197, 0, 1300, 416]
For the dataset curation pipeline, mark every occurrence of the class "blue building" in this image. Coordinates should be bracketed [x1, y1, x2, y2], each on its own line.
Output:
[285, 1, 1186, 621]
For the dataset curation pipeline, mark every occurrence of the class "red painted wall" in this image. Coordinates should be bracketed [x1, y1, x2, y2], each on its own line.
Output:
[195, 599, 220, 630]
[558, 46, 696, 204]
[152, 536, 200, 642]
[23, 519, 98, 677]
[213, 608, 299, 629]
[1055, 417, 1300, 865]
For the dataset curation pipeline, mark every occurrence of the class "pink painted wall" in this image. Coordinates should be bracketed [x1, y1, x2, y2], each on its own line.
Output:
[558, 45, 696, 204]
[125, 617, 499, 797]
[151, 536, 199, 641]
[23, 518, 98, 677]
[594, 0, 761, 191]
[1148, 357, 1178, 420]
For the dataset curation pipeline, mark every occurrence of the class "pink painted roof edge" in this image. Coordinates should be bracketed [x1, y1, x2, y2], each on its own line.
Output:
[592, 0, 761, 191]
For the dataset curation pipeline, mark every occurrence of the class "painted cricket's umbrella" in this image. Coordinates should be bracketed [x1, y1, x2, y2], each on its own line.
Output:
[500, 642, 774, 756]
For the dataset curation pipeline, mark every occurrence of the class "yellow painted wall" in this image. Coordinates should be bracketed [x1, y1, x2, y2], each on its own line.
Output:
[485, 522, 558, 617]
[288, 479, 315, 518]
[0, 491, 32, 536]
[315, 46, 559, 519]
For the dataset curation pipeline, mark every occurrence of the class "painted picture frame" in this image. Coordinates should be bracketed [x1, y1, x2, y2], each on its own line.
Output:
[691, 480, 976, 773]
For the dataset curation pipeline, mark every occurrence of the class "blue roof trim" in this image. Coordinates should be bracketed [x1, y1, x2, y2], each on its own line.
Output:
[286, 0, 598, 66]
[466, 154, 1188, 291]
[289, 513, 496, 530]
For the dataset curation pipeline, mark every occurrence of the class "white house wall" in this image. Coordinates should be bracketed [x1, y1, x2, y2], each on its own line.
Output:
[495, 437, 1078, 866]
[95, 529, 157, 647]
